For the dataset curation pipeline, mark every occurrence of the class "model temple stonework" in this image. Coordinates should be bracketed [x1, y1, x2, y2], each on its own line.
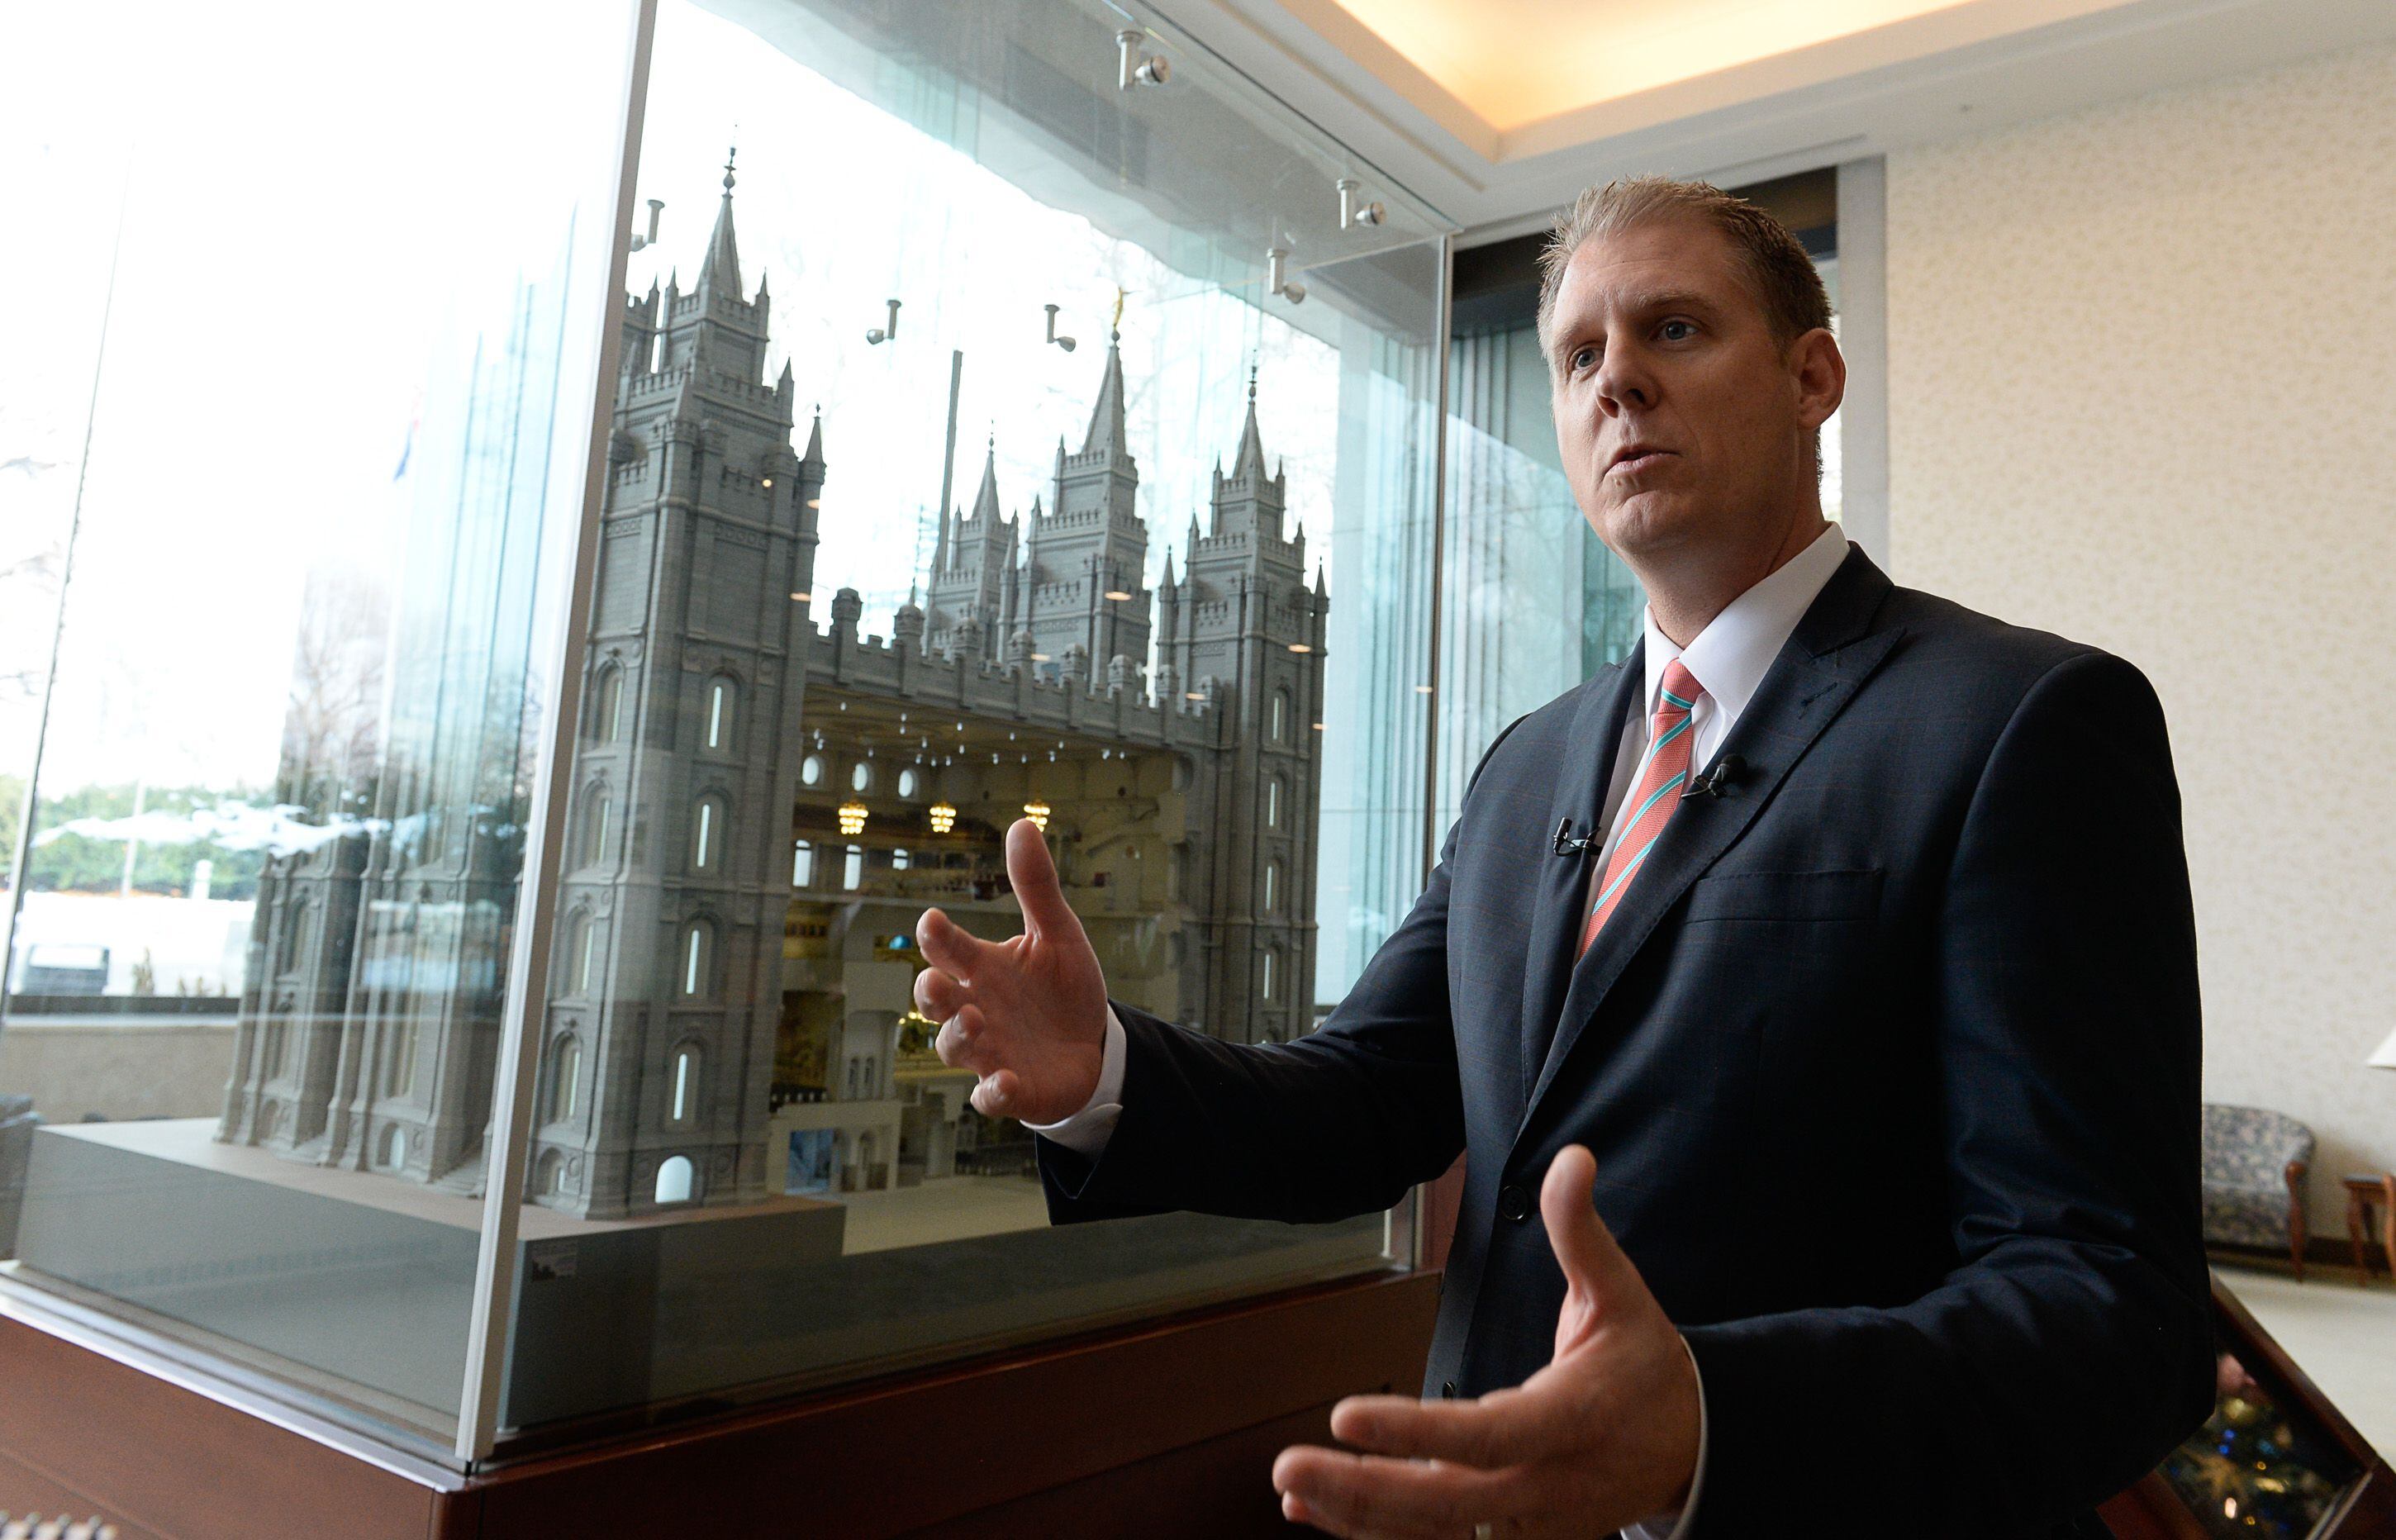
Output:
[221, 155, 1328, 1219]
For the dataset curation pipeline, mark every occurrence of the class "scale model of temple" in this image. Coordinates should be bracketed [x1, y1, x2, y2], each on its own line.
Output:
[217, 155, 1329, 1221]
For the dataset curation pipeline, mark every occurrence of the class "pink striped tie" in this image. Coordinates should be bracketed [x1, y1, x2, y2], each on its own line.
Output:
[1580, 658, 1704, 958]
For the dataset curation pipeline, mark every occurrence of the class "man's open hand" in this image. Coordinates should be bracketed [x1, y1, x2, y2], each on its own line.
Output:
[1272, 1146, 1700, 1538]
[913, 817, 1110, 1125]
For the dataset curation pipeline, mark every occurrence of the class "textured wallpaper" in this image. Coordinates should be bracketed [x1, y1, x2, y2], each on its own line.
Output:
[1885, 40, 2396, 1231]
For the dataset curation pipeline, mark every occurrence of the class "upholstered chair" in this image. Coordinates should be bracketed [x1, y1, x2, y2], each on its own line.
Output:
[2199, 1103, 2314, 1281]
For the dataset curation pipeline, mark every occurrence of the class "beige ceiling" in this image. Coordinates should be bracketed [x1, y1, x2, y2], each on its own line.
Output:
[1322, 0, 1982, 130]
[1185, 0, 2396, 231]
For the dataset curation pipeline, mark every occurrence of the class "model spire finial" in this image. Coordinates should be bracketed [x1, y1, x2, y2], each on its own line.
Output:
[723, 145, 737, 194]
[1232, 363, 1268, 482]
[701, 147, 744, 293]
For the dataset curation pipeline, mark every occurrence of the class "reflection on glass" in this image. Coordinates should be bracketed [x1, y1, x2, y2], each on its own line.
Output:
[0, 0, 630, 1441]
[480, 0, 1443, 1434]
[2157, 1350, 2361, 1538]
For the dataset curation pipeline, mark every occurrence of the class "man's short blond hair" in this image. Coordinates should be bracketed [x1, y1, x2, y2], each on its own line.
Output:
[1535, 176, 1832, 354]
[1535, 176, 1834, 479]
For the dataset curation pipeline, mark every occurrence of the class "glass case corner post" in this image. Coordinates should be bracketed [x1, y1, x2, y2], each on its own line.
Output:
[453, 0, 660, 1467]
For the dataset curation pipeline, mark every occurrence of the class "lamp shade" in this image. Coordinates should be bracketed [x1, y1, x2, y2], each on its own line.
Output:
[2370, 1026, 2396, 1071]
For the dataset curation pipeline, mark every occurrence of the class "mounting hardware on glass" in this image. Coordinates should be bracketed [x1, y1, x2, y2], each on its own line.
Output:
[1043, 303, 1077, 353]
[630, 197, 666, 250]
[1266, 246, 1306, 306]
[866, 297, 901, 345]
[1116, 29, 1170, 88]
[1337, 177, 1385, 229]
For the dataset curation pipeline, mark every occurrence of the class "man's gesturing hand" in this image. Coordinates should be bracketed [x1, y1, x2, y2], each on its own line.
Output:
[1272, 1146, 1701, 1539]
[912, 817, 1110, 1126]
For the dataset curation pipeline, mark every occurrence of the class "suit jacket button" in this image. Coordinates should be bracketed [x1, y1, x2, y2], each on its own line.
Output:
[1441, 1380, 1457, 1399]
[1498, 1185, 1529, 1221]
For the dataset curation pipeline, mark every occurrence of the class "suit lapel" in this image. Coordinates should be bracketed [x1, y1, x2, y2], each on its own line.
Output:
[1519, 547, 1906, 1131]
[1516, 645, 1647, 1100]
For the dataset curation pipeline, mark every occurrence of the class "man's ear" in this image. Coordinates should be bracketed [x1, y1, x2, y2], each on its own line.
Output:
[1791, 326, 1846, 432]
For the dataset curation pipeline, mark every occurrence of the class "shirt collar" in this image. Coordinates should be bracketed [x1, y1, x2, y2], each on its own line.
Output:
[1642, 522, 1850, 723]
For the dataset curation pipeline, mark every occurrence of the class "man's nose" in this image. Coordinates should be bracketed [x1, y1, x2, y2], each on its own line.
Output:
[1596, 345, 1657, 413]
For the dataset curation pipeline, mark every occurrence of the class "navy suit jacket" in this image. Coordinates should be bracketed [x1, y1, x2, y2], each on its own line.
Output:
[1038, 546, 2214, 1537]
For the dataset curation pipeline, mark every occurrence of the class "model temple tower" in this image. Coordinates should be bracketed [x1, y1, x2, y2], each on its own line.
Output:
[224, 152, 1328, 1217]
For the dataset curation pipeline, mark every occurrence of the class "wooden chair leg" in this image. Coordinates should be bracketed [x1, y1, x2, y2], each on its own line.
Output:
[2285, 1160, 2309, 1283]
[2381, 1175, 2396, 1281]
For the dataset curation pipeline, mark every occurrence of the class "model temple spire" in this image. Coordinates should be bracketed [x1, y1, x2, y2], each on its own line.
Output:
[969, 440, 1003, 524]
[701, 146, 743, 296]
[1230, 364, 1268, 484]
[1082, 330, 1127, 455]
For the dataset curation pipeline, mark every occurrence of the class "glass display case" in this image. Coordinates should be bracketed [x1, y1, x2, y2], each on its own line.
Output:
[1, 0, 1453, 1463]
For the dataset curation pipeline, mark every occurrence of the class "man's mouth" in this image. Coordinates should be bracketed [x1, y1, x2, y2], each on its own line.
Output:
[1607, 448, 1674, 478]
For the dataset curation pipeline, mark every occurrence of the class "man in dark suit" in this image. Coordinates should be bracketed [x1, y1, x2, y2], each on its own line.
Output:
[912, 177, 2213, 1538]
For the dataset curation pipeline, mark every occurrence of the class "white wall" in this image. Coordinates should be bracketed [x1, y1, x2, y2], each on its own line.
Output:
[1884, 41, 2396, 1227]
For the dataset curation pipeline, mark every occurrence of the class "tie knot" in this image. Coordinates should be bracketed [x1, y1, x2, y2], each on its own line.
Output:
[1657, 658, 1703, 717]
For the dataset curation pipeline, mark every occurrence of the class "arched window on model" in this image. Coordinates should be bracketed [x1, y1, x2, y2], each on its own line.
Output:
[800, 753, 825, 787]
[1272, 688, 1290, 742]
[1261, 948, 1275, 1001]
[537, 1149, 566, 1195]
[792, 839, 814, 887]
[1266, 777, 1281, 829]
[592, 664, 624, 744]
[563, 910, 597, 996]
[680, 921, 713, 998]
[843, 844, 863, 891]
[387, 1019, 416, 1097]
[705, 675, 737, 751]
[896, 768, 918, 799]
[1263, 859, 1280, 914]
[380, 1124, 409, 1172]
[549, 1034, 582, 1123]
[655, 1155, 694, 1205]
[581, 787, 612, 867]
[277, 897, 311, 977]
[691, 795, 726, 873]
[669, 1043, 701, 1124]
[891, 848, 910, 872]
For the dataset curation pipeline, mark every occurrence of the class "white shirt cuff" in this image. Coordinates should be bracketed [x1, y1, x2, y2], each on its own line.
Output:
[1018, 1003, 1126, 1156]
[1621, 1333, 1706, 1540]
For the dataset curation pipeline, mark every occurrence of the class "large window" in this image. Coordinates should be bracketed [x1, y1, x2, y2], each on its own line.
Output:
[1, 0, 1450, 1465]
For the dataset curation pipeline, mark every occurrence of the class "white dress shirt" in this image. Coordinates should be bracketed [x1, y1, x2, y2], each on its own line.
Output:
[1027, 522, 1852, 1540]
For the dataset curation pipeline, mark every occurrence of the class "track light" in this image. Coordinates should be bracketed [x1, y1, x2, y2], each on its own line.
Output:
[1267, 246, 1305, 306]
[1337, 178, 1386, 230]
[1116, 30, 1170, 88]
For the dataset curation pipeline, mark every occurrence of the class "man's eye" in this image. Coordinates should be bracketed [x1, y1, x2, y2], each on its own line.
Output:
[1571, 345, 1599, 370]
[1659, 320, 1695, 340]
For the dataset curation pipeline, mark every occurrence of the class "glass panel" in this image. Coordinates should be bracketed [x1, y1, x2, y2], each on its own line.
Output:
[2156, 1339, 2364, 1538]
[494, 0, 1445, 1437]
[0, 0, 634, 1447]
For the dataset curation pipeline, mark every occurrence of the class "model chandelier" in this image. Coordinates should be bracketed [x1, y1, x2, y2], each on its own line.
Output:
[927, 801, 957, 834]
[837, 800, 868, 836]
[1023, 798, 1051, 831]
